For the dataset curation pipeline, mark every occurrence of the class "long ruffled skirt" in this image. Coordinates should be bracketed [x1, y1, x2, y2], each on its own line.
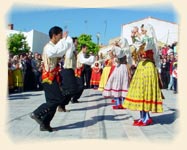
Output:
[122, 60, 163, 113]
[98, 66, 111, 91]
[103, 64, 129, 98]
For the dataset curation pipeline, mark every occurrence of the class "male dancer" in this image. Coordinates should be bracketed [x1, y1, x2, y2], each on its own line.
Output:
[30, 26, 73, 132]
[57, 37, 83, 112]
[74, 44, 95, 102]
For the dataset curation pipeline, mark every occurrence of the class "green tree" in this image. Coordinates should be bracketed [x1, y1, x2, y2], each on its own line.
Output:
[7, 33, 30, 55]
[77, 34, 99, 55]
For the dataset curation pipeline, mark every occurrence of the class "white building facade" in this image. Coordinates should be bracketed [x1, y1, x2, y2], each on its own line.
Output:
[99, 17, 178, 57]
[121, 17, 178, 46]
[6, 28, 49, 54]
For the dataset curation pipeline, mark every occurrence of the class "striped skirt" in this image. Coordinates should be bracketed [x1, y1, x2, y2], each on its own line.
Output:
[103, 64, 129, 98]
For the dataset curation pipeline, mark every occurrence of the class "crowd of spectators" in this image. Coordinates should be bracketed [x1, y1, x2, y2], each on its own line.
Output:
[159, 42, 178, 93]
[8, 41, 178, 94]
[8, 51, 43, 93]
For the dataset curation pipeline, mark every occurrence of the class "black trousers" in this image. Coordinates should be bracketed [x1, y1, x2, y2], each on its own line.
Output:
[60, 68, 84, 103]
[161, 70, 170, 89]
[33, 70, 43, 90]
[81, 64, 92, 88]
[32, 79, 66, 126]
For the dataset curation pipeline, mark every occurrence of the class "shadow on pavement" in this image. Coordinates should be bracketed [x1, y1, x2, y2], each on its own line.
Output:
[83, 93, 103, 97]
[8, 93, 43, 101]
[54, 114, 131, 130]
[152, 108, 179, 125]
[70, 102, 113, 111]
[81, 97, 108, 103]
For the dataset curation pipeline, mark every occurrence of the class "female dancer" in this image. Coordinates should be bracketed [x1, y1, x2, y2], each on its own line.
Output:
[123, 24, 163, 126]
[103, 37, 131, 109]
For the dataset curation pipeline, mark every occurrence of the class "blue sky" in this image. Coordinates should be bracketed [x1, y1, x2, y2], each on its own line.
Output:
[7, 3, 177, 45]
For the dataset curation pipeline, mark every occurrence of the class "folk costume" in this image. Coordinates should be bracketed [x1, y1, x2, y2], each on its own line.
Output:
[59, 42, 92, 105]
[8, 62, 14, 92]
[12, 63, 23, 92]
[58, 39, 80, 105]
[98, 53, 115, 91]
[90, 61, 102, 89]
[76, 51, 95, 89]
[103, 37, 131, 109]
[30, 30, 73, 132]
[123, 24, 163, 126]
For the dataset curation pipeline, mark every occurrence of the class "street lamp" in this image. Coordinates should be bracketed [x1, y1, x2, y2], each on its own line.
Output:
[96, 32, 100, 45]
[64, 25, 68, 32]
[84, 20, 88, 33]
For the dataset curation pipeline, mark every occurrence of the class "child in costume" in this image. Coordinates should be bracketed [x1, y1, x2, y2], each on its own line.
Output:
[90, 61, 102, 89]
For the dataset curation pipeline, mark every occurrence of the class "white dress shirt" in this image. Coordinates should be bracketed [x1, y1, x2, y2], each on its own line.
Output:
[76, 51, 95, 68]
[42, 36, 73, 71]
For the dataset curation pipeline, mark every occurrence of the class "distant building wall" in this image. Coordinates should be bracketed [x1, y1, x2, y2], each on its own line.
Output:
[121, 17, 178, 46]
[32, 30, 49, 54]
[6, 29, 49, 54]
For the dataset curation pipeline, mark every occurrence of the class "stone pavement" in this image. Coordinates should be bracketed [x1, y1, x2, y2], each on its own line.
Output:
[6, 88, 178, 142]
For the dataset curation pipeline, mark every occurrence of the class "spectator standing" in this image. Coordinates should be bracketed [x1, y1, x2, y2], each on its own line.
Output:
[31, 52, 43, 90]
[167, 53, 176, 90]
[160, 58, 170, 89]
[172, 62, 178, 94]
[23, 54, 36, 91]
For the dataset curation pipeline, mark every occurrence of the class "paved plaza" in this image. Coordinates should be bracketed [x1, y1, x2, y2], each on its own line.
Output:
[6, 88, 178, 143]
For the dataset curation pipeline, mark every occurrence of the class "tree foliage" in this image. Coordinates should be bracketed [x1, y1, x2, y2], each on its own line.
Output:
[7, 33, 30, 55]
[77, 34, 99, 55]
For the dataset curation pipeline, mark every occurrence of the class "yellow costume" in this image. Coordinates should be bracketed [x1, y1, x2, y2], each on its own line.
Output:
[98, 59, 113, 91]
[8, 68, 14, 90]
[12, 68, 23, 88]
[122, 60, 163, 112]
[123, 24, 163, 126]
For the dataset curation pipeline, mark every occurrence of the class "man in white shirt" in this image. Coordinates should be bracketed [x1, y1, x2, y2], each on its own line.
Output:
[57, 37, 81, 109]
[30, 26, 73, 132]
[73, 44, 95, 102]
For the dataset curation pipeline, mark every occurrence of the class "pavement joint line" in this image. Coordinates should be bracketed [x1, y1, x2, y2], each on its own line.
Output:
[7, 112, 31, 124]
